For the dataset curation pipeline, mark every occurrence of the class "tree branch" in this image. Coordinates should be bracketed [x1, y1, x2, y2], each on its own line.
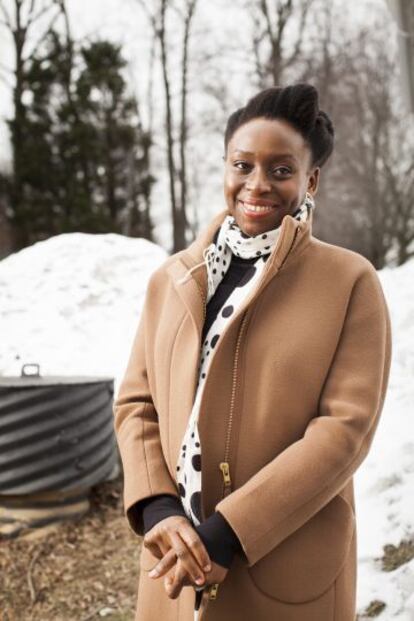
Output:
[287, 0, 314, 67]
[259, 0, 274, 48]
[22, 8, 62, 64]
[27, 1, 57, 29]
[135, 0, 158, 31]
[0, 1, 13, 29]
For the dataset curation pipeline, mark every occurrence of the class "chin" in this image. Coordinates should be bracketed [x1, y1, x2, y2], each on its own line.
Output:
[233, 212, 282, 236]
[230, 202, 283, 234]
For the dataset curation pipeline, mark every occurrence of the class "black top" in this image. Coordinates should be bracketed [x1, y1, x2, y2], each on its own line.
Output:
[201, 228, 258, 342]
[130, 228, 262, 569]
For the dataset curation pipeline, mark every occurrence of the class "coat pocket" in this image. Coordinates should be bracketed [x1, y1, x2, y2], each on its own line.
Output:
[247, 492, 355, 604]
[139, 543, 161, 572]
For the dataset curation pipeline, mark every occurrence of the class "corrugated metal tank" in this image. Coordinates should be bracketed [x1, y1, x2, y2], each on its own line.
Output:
[0, 364, 118, 537]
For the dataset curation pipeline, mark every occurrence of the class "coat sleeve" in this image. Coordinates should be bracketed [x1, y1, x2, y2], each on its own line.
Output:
[112, 271, 180, 536]
[215, 262, 392, 567]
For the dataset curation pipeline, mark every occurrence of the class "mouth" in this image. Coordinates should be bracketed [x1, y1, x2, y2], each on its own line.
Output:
[237, 199, 279, 218]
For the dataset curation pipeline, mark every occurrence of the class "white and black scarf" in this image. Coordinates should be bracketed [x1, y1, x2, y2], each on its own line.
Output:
[179, 193, 314, 300]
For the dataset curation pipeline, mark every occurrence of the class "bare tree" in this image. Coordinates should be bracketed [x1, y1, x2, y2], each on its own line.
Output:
[178, 0, 197, 244]
[55, 0, 93, 202]
[310, 14, 414, 269]
[136, 0, 199, 252]
[249, 0, 314, 88]
[0, 180, 14, 257]
[139, 26, 157, 240]
[384, 136, 414, 265]
[243, 1, 414, 268]
[331, 23, 414, 268]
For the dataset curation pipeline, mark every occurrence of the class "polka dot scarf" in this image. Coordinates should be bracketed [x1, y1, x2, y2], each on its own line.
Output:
[177, 195, 314, 618]
[180, 193, 315, 303]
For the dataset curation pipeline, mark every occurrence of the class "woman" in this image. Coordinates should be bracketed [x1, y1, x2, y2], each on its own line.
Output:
[113, 83, 392, 621]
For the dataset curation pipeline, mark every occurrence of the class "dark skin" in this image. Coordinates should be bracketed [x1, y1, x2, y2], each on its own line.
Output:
[145, 115, 321, 600]
[224, 116, 320, 236]
[144, 515, 227, 598]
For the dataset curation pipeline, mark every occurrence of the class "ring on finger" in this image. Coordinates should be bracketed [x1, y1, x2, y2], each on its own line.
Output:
[175, 546, 187, 560]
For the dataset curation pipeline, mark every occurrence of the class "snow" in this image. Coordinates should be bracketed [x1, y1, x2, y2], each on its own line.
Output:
[0, 232, 413, 618]
[354, 263, 414, 620]
[0, 232, 167, 382]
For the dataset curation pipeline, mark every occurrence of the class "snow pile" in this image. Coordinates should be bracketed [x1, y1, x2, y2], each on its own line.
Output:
[354, 262, 414, 619]
[0, 235, 413, 618]
[0, 232, 167, 383]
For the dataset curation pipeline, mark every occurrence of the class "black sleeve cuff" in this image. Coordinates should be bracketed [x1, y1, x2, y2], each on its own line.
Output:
[130, 494, 188, 535]
[131, 498, 243, 570]
[195, 511, 242, 569]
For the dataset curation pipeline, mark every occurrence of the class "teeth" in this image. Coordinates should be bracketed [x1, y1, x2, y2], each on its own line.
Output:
[242, 202, 275, 213]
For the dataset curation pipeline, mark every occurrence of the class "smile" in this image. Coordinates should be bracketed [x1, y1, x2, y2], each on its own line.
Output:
[238, 200, 278, 217]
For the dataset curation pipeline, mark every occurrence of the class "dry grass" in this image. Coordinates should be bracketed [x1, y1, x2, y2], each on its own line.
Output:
[0, 478, 141, 621]
[380, 538, 414, 572]
[2, 483, 414, 621]
[356, 536, 414, 619]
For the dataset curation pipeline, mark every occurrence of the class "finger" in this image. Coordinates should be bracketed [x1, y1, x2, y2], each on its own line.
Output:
[163, 566, 175, 595]
[143, 526, 177, 560]
[164, 569, 176, 597]
[179, 525, 212, 573]
[143, 534, 164, 560]
[170, 530, 205, 585]
[144, 528, 174, 560]
[148, 548, 177, 579]
[145, 542, 170, 561]
[165, 561, 189, 599]
[157, 540, 171, 558]
[169, 531, 206, 587]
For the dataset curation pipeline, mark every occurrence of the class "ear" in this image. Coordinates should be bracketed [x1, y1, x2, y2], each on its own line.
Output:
[307, 167, 320, 196]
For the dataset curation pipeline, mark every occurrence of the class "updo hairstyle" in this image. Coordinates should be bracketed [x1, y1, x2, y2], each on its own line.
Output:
[224, 83, 334, 168]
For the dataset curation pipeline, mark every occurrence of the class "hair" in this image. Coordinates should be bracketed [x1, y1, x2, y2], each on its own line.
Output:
[224, 83, 334, 168]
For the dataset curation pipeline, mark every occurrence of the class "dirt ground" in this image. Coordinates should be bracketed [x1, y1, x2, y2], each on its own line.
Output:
[0, 478, 141, 621]
[2, 477, 413, 621]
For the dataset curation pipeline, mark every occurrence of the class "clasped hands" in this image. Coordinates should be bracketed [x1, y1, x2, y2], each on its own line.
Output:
[143, 515, 228, 599]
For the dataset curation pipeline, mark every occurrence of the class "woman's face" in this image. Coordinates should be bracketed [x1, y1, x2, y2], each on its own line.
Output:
[223, 117, 320, 236]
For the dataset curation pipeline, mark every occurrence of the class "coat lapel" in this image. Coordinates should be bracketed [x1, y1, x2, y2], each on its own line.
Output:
[165, 208, 229, 345]
[167, 205, 314, 325]
[166, 207, 314, 476]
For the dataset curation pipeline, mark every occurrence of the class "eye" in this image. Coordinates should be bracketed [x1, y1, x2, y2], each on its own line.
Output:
[233, 161, 251, 172]
[273, 166, 292, 177]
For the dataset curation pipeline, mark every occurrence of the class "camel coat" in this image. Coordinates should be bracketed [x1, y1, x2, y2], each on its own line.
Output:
[113, 206, 392, 621]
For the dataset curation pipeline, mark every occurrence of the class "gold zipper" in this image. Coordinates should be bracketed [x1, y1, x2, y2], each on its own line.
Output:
[219, 310, 249, 497]
[195, 278, 207, 322]
[218, 225, 300, 498]
[192, 277, 207, 405]
[193, 225, 300, 606]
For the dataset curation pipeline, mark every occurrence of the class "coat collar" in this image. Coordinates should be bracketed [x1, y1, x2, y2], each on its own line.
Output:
[185, 205, 313, 271]
[166, 206, 314, 332]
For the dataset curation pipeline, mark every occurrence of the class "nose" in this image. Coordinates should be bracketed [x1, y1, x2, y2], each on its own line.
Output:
[245, 166, 272, 193]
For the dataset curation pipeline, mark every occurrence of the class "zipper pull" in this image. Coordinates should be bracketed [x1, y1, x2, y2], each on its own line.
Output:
[219, 462, 232, 490]
[208, 583, 219, 600]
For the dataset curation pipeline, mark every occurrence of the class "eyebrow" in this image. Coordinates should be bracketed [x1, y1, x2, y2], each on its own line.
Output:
[232, 150, 298, 163]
